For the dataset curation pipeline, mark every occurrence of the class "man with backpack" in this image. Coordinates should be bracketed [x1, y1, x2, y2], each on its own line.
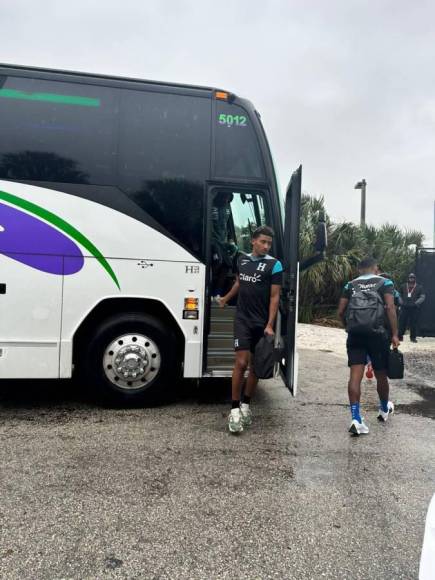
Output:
[364, 271, 401, 379]
[338, 257, 400, 435]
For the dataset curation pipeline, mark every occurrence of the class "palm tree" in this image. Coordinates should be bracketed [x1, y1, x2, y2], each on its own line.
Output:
[298, 195, 424, 323]
[299, 196, 363, 322]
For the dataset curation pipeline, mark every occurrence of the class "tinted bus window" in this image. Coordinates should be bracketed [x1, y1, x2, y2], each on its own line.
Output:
[215, 101, 264, 179]
[118, 90, 211, 257]
[0, 76, 118, 184]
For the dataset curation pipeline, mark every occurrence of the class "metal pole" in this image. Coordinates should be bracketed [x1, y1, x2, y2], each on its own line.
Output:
[360, 179, 366, 227]
[354, 179, 367, 228]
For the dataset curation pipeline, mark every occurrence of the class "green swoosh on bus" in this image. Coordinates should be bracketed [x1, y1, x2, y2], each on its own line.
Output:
[0, 190, 120, 290]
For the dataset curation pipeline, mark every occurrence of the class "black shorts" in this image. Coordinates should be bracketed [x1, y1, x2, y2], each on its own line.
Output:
[234, 317, 264, 353]
[347, 333, 390, 371]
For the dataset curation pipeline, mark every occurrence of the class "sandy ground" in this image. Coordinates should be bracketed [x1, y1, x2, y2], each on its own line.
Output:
[298, 323, 435, 391]
[298, 322, 435, 358]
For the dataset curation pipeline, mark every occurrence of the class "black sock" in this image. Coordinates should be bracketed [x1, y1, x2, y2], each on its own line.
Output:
[231, 400, 240, 409]
[242, 395, 251, 404]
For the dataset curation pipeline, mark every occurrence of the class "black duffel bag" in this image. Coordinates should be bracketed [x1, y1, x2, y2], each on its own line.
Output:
[387, 347, 404, 379]
[254, 334, 275, 379]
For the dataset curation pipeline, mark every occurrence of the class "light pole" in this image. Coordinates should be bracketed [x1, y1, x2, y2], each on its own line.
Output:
[354, 179, 367, 227]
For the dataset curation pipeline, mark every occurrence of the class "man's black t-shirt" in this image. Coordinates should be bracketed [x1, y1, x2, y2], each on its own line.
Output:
[236, 253, 283, 327]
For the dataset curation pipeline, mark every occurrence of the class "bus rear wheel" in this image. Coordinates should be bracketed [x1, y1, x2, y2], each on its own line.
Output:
[84, 312, 178, 405]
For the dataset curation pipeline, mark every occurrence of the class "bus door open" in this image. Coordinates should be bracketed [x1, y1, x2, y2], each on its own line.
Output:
[279, 166, 302, 395]
[205, 187, 269, 374]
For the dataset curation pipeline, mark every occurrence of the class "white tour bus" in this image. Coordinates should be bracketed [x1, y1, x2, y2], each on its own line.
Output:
[0, 64, 324, 404]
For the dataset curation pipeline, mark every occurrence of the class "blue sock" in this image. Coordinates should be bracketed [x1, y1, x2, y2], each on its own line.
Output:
[350, 403, 361, 423]
[380, 399, 389, 413]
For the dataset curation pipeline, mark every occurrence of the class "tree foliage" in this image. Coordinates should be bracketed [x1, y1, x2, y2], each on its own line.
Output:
[299, 194, 424, 323]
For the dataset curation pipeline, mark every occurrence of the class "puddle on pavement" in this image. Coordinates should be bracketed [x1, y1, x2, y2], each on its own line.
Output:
[398, 382, 435, 420]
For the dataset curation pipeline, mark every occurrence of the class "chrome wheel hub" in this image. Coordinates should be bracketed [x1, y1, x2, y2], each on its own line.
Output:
[103, 333, 161, 390]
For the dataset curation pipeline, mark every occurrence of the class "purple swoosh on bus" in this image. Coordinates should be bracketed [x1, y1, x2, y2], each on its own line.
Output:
[0, 202, 84, 275]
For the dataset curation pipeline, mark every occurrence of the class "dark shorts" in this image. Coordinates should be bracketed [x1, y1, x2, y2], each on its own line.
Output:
[347, 333, 390, 371]
[234, 317, 264, 353]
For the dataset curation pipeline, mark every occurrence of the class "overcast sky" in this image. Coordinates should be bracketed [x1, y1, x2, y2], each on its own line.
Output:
[2, 0, 434, 244]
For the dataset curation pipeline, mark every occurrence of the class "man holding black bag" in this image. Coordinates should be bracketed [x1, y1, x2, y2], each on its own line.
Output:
[338, 258, 400, 436]
[219, 226, 283, 434]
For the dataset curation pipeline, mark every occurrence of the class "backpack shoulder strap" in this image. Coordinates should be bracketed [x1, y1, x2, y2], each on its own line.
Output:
[373, 277, 388, 303]
[374, 277, 386, 289]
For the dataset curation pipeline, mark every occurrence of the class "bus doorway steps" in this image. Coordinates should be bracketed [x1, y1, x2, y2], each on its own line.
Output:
[206, 305, 235, 372]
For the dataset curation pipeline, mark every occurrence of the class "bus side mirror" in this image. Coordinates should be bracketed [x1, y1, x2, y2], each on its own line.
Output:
[314, 214, 327, 253]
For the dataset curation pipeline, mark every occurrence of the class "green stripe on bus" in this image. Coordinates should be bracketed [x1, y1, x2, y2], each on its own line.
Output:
[0, 190, 120, 289]
[0, 89, 100, 108]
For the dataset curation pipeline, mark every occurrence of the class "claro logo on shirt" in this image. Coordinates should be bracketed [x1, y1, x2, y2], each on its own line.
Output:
[240, 272, 262, 283]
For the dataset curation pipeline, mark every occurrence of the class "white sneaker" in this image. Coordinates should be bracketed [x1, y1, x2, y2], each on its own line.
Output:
[349, 418, 369, 436]
[377, 401, 395, 422]
[240, 403, 253, 427]
[228, 408, 243, 434]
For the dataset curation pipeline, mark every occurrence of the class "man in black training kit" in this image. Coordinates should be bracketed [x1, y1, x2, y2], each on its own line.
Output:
[219, 226, 283, 433]
[338, 257, 400, 436]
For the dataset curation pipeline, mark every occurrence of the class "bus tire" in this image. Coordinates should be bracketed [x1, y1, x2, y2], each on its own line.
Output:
[84, 312, 178, 405]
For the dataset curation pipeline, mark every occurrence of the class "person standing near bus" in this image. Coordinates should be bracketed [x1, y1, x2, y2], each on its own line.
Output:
[399, 273, 426, 343]
[219, 226, 283, 434]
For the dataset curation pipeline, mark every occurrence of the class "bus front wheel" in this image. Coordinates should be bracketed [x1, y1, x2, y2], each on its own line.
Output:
[84, 312, 178, 405]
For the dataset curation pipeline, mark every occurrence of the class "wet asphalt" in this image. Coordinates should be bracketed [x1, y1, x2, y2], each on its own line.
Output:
[0, 346, 434, 579]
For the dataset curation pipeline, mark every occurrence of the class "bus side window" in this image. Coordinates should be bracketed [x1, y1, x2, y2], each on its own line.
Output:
[0, 75, 118, 185]
[118, 89, 211, 258]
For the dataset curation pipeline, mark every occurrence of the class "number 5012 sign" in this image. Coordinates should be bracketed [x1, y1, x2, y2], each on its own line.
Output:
[218, 113, 247, 127]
